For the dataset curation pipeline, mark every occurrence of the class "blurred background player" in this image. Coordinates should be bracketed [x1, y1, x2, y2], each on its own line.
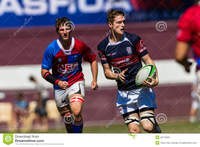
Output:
[34, 92, 48, 131]
[14, 92, 29, 131]
[41, 17, 98, 133]
[97, 9, 160, 133]
[175, 0, 200, 123]
[29, 76, 49, 116]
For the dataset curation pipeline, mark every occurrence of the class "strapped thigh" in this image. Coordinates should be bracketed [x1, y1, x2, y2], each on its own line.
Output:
[70, 94, 84, 103]
[124, 116, 140, 125]
[123, 110, 140, 125]
[140, 111, 155, 124]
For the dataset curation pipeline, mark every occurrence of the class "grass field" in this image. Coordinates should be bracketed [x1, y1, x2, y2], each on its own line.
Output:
[84, 121, 200, 133]
[3, 121, 200, 133]
[44, 121, 200, 133]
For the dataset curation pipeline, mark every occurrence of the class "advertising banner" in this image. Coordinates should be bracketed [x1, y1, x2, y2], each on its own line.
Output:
[0, 0, 195, 27]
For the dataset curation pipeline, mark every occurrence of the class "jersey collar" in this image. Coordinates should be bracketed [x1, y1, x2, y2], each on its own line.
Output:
[108, 33, 126, 46]
[57, 37, 75, 54]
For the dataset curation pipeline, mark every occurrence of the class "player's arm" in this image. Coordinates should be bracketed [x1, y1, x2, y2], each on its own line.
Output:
[134, 37, 158, 86]
[90, 60, 98, 90]
[98, 47, 127, 82]
[175, 9, 193, 73]
[82, 42, 99, 90]
[175, 41, 192, 73]
[41, 47, 68, 89]
[41, 68, 68, 89]
[102, 63, 127, 82]
[141, 54, 159, 87]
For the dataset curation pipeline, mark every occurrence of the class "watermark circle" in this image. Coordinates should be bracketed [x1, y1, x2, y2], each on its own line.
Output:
[156, 113, 168, 124]
[155, 21, 167, 32]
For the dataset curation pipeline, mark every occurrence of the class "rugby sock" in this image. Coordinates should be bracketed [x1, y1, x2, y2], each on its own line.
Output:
[72, 120, 83, 133]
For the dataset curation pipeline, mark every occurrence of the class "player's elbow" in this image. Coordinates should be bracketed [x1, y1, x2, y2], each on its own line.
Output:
[156, 78, 159, 86]
[104, 73, 110, 79]
[175, 48, 185, 63]
[91, 60, 98, 69]
[175, 56, 185, 65]
[175, 41, 189, 63]
[92, 60, 97, 64]
[104, 71, 111, 80]
[175, 54, 183, 63]
[105, 76, 111, 80]
[175, 49, 182, 62]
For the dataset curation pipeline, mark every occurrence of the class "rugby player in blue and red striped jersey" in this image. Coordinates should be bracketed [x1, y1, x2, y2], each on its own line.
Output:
[98, 9, 160, 133]
[41, 17, 98, 133]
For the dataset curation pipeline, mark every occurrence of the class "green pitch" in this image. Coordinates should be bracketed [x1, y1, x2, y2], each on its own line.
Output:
[7, 121, 200, 133]
[83, 121, 200, 133]
[45, 121, 200, 133]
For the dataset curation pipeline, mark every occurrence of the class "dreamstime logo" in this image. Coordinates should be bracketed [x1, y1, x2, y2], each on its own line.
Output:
[129, 134, 136, 140]
[3, 133, 13, 145]
[156, 113, 167, 124]
[155, 21, 167, 32]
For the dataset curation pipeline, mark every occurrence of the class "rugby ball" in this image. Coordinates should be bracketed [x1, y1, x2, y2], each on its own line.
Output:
[135, 64, 156, 86]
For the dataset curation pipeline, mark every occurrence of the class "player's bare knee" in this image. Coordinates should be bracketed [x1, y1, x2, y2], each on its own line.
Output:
[140, 111, 160, 133]
[70, 104, 82, 117]
[141, 121, 154, 132]
[129, 126, 140, 133]
[124, 115, 140, 133]
[72, 109, 81, 118]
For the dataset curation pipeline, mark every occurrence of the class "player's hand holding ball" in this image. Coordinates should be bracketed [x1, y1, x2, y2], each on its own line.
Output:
[135, 64, 159, 88]
[143, 75, 159, 88]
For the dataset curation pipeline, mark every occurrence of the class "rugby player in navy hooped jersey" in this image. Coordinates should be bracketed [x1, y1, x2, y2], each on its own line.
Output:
[97, 9, 161, 133]
[41, 17, 98, 133]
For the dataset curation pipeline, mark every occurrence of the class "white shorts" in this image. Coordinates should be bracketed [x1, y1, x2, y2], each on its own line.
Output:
[54, 81, 85, 108]
[116, 87, 157, 115]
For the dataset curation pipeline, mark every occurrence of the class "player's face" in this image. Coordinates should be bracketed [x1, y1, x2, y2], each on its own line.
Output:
[58, 23, 72, 41]
[110, 15, 125, 35]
